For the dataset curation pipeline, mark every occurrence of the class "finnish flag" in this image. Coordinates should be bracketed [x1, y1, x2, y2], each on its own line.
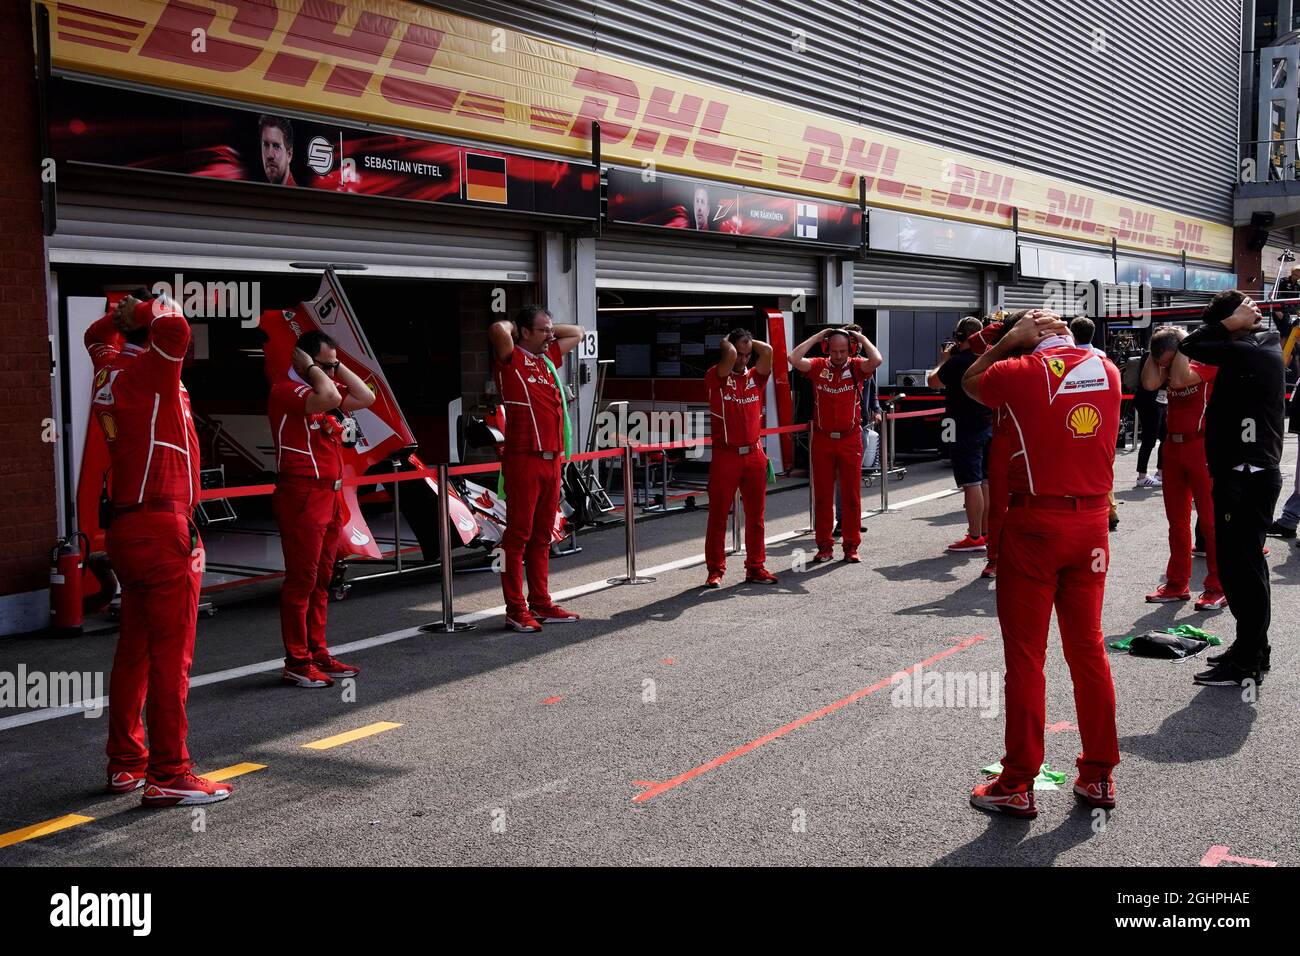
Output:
[796, 203, 818, 239]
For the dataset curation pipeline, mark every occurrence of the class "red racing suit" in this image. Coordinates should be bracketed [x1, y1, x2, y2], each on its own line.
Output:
[268, 373, 349, 667]
[806, 356, 872, 553]
[978, 342, 1122, 791]
[705, 364, 770, 574]
[87, 300, 201, 782]
[1161, 362, 1219, 593]
[494, 342, 565, 615]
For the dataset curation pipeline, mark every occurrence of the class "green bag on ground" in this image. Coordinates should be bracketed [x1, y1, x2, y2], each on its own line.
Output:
[979, 761, 1067, 791]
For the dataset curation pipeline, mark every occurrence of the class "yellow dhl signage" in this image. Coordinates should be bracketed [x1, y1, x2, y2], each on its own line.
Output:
[46, 0, 1233, 263]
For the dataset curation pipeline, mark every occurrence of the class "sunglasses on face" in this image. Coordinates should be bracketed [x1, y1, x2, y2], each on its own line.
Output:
[315, 361, 341, 373]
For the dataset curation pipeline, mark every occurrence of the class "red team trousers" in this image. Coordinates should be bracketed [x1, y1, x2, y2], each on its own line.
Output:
[105, 510, 201, 781]
[812, 430, 863, 551]
[502, 451, 562, 614]
[273, 476, 343, 667]
[996, 499, 1119, 789]
[705, 446, 768, 573]
[1161, 437, 1219, 592]
[985, 432, 1012, 564]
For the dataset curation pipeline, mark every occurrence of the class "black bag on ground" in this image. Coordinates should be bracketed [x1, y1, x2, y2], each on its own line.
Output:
[1128, 631, 1210, 660]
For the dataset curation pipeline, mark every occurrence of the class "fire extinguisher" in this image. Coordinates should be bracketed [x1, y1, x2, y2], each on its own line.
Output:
[50, 532, 89, 634]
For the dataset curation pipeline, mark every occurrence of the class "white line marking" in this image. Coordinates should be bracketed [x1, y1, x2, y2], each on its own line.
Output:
[0, 488, 950, 733]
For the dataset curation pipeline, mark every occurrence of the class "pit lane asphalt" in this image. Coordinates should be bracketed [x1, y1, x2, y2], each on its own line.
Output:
[2, 442, 1297, 867]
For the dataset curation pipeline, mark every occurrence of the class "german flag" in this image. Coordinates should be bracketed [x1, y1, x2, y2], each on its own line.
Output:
[464, 151, 508, 204]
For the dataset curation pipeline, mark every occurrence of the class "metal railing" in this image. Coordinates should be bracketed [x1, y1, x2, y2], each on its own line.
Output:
[194, 416, 932, 630]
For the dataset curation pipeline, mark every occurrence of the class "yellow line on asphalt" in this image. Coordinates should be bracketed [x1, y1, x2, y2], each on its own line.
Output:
[0, 814, 94, 849]
[302, 721, 402, 750]
[204, 762, 266, 782]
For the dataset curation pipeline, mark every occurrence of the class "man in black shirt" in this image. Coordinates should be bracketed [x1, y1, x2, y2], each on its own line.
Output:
[928, 317, 994, 553]
[1179, 291, 1284, 686]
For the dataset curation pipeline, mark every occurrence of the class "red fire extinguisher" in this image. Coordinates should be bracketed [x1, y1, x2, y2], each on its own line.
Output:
[50, 533, 89, 634]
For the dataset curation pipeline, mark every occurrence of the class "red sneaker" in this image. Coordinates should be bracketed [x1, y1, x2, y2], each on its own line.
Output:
[506, 610, 543, 632]
[704, 572, 724, 589]
[842, 551, 860, 563]
[969, 775, 1037, 818]
[314, 656, 361, 677]
[1194, 590, 1227, 611]
[107, 771, 146, 794]
[1073, 776, 1116, 810]
[812, 549, 835, 563]
[947, 534, 987, 553]
[1145, 584, 1190, 603]
[980, 562, 997, 579]
[142, 772, 233, 808]
[532, 605, 580, 623]
[282, 664, 335, 688]
[744, 567, 779, 584]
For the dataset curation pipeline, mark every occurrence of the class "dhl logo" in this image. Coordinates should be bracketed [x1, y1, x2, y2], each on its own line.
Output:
[47, 0, 1232, 262]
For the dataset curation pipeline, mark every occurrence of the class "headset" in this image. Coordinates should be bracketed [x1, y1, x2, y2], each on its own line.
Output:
[819, 328, 859, 356]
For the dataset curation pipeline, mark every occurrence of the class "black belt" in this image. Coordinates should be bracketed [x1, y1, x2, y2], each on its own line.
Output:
[113, 501, 192, 517]
[277, 475, 343, 491]
[1009, 493, 1110, 511]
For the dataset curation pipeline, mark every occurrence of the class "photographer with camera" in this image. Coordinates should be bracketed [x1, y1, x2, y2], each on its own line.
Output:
[928, 317, 993, 554]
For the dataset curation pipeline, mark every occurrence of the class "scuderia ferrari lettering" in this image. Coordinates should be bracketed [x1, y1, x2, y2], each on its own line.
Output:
[50, 886, 152, 936]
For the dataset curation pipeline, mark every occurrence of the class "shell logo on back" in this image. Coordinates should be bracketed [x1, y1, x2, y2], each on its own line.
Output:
[1068, 403, 1101, 438]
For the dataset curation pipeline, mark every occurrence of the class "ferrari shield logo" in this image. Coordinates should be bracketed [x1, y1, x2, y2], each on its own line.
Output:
[1048, 358, 1066, 377]
[94, 368, 109, 389]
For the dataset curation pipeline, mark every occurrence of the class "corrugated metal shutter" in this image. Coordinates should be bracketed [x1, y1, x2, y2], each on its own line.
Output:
[442, 0, 1238, 222]
[999, 279, 1066, 315]
[853, 255, 981, 308]
[50, 176, 536, 281]
[595, 236, 818, 293]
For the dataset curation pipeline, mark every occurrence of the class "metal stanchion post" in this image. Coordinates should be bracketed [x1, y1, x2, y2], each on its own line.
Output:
[391, 457, 402, 574]
[805, 428, 814, 533]
[419, 463, 476, 633]
[731, 489, 741, 554]
[609, 446, 655, 584]
[879, 402, 891, 514]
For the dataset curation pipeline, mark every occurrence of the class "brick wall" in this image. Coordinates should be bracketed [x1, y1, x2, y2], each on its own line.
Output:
[0, 11, 57, 618]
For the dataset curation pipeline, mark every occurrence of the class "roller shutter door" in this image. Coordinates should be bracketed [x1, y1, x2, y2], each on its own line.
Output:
[853, 255, 981, 308]
[49, 176, 536, 281]
[595, 237, 818, 294]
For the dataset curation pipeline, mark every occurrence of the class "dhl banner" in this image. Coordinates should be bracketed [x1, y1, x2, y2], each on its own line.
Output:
[44, 0, 1233, 264]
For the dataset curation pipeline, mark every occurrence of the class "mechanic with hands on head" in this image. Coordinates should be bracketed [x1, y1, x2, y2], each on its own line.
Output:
[833, 323, 882, 539]
[489, 306, 584, 633]
[1178, 292, 1285, 686]
[269, 331, 375, 688]
[962, 309, 1122, 820]
[1139, 327, 1225, 611]
[789, 325, 883, 562]
[86, 290, 232, 807]
[703, 329, 779, 587]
